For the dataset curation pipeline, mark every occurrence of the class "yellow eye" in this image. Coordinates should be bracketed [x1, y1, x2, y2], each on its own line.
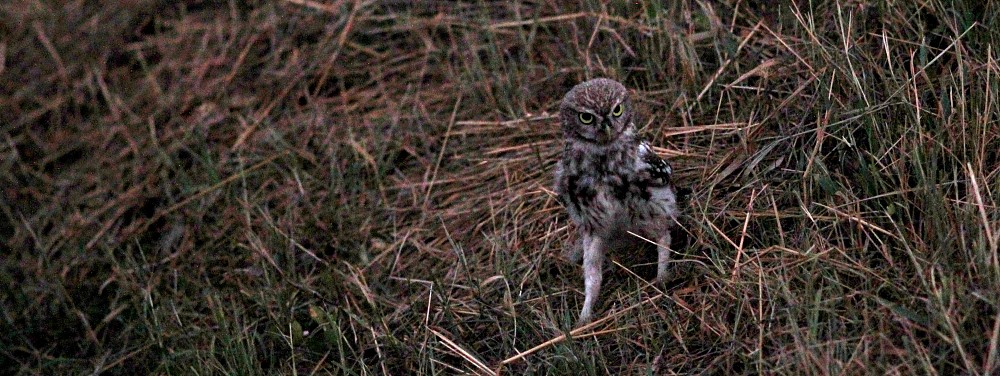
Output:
[611, 104, 624, 117]
[578, 112, 594, 124]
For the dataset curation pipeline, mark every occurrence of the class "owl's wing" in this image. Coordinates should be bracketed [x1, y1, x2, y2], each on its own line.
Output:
[553, 162, 570, 205]
[637, 142, 672, 187]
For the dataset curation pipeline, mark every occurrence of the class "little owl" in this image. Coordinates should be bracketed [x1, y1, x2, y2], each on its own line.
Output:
[554, 78, 678, 325]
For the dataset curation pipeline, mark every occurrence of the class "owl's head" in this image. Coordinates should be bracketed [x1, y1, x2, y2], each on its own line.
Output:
[559, 78, 633, 145]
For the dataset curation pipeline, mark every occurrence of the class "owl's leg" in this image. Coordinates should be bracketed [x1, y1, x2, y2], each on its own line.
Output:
[578, 235, 604, 325]
[563, 234, 583, 264]
[655, 232, 672, 283]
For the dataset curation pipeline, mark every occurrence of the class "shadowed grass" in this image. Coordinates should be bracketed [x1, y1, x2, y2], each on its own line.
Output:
[2, 0, 999, 374]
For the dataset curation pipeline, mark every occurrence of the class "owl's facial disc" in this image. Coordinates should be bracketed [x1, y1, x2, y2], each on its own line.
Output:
[572, 109, 614, 143]
[559, 78, 631, 145]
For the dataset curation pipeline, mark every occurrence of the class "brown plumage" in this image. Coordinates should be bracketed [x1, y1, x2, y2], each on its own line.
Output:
[554, 78, 679, 325]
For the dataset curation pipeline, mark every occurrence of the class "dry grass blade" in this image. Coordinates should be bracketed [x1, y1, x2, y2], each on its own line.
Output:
[283, 0, 345, 14]
[430, 328, 495, 376]
[987, 311, 1000, 374]
[967, 163, 999, 267]
[490, 12, 587, 30]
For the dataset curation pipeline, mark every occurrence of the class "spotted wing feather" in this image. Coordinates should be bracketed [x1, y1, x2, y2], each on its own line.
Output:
[638, 142, 672, 187]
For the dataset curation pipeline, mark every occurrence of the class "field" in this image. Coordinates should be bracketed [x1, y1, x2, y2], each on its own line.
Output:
[3, 0, 1000, 374]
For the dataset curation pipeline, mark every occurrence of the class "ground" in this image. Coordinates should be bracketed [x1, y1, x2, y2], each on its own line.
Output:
[2, 0, 1000, 374]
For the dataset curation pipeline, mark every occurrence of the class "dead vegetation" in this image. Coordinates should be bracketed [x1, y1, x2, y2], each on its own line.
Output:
[2, 0, 999, 374]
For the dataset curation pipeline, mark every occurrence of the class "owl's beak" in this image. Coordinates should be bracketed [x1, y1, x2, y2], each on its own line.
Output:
[601, 121, 612, 138]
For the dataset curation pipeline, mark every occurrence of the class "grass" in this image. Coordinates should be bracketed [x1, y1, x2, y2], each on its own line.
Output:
[2, 0, 999, 374]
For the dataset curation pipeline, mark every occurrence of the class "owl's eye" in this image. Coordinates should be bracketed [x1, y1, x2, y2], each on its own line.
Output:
[578, 112, 595, 124]
[611, 104, 624, 117]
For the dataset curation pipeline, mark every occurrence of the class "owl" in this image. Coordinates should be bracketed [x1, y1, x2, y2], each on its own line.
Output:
[554, 78, 678, 325]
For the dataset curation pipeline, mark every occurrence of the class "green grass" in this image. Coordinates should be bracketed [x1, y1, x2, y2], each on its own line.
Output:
[2, 0, 999, 374]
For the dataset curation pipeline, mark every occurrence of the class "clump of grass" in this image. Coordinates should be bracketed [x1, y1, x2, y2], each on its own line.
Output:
[2, 0, 999, 374]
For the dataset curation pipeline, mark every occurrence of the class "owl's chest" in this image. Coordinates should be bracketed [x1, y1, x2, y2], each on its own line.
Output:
[561, 172, 631, 227]
[626, 184, 678, 232]
[560, 169, 676, 233]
